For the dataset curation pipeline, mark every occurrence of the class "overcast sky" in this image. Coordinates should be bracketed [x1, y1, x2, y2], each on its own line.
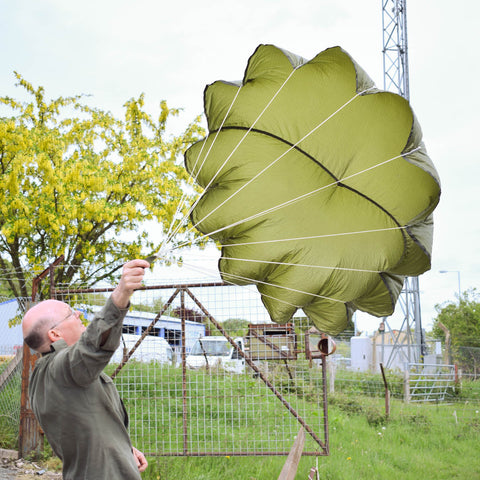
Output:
[1, 0, 479, 332]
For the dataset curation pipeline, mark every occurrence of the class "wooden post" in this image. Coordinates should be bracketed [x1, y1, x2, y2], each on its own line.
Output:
[379, 363, 390, 418]
[18, 344, 42, 458]
[277, 427, 305, 480]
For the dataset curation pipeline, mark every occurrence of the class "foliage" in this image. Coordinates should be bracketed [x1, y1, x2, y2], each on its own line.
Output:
[431, 288, 480, 346]
[431, 288, 480, 373]
[220, 318, 249, 337]
[131, 296, 167, 315]
[0, 73, 205, 300]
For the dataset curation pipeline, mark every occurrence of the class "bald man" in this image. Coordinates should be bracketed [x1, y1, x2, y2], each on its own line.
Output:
[22, 259, 150, 480]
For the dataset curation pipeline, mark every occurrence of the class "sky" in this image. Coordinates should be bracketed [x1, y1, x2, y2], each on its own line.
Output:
[1, 0, 479, 333]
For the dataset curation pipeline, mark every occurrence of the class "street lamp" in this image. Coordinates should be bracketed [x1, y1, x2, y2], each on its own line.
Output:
[439, 270, 462, 301]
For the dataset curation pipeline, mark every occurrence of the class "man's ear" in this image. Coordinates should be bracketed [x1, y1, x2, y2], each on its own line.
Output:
[47, 328, 62, 343]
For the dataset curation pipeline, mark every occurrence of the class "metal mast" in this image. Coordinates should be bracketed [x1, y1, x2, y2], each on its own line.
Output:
[382, 0, 410, 99]
[380, 0, 425, 367]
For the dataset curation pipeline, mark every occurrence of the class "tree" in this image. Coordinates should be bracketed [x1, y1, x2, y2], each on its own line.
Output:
[221, 318, 249, 337]
[431, 288, 480, 374]
[0, 73, 205, 299]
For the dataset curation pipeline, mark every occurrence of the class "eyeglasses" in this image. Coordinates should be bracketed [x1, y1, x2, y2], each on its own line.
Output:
[50, 306, 77, 330]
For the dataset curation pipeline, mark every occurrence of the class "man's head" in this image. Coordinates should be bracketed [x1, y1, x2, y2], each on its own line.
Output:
[22, 300, 86, 353]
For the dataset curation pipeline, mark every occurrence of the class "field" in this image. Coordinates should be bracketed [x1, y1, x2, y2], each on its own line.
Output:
[1, 359, 479, 479]
[118, 365, 480, 480]
[134, 394, 480, 480]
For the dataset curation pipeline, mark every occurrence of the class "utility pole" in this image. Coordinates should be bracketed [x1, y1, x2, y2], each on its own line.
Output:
[381, 0, 425, 367]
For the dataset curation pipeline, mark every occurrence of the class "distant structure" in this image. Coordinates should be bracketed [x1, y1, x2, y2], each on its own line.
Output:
[381, 0, 425, 367]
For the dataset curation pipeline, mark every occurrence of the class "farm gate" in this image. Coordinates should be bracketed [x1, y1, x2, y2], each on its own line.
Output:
[54, 279, 330, 457]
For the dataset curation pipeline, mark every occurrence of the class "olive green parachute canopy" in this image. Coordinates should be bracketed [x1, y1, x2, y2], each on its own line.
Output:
[185, 44, 440, 335]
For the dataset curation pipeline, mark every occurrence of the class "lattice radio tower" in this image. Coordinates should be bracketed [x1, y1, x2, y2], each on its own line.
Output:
[381, 0, 426, 367]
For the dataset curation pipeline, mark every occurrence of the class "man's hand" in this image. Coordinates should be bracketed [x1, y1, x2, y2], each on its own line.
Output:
[111, 259, 150, 309]
[132, 446, 148, 472]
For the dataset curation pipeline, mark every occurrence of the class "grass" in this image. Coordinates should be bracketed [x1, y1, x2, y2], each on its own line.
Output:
[1, 361, 479, 479]
[114, 362, 479, 480]
[137, 394, 480, 480]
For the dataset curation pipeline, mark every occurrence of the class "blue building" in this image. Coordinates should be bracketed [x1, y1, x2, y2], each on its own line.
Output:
[119, 310, 205, 355]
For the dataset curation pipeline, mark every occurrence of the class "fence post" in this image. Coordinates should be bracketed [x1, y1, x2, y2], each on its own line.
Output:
[379, 363, 390, 418]
[18, 255, 64, 458]
[403, 365, 411, 403]
[18, 344, 42, 458]
[328, 359, 335, 394]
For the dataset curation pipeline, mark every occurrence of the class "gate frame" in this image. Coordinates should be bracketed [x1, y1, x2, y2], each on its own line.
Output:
[54, 280, 330, 457]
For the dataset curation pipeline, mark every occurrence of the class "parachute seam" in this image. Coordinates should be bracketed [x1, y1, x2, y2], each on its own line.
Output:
[214, 124, 408, 234]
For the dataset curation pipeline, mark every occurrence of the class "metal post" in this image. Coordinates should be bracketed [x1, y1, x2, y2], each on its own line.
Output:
[180, 290, 188, 455]
[403, 366, 411, 403]
[382, 0, 425, 366]
[18, 256, 64, 458]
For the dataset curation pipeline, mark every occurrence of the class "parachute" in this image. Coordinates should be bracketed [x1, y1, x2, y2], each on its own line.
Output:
[184, 44, 440, 335]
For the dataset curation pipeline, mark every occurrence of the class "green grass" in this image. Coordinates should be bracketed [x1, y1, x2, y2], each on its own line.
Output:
[110, 362, 480, 480]
[139, 396, 480, 480]
[1, 361, 479, 479]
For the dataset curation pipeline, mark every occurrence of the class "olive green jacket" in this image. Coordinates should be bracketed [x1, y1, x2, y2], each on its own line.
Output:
[29, 297, 141, 480]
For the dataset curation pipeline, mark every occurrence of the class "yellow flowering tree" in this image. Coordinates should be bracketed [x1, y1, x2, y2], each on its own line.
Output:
[0, 73, 205, 298]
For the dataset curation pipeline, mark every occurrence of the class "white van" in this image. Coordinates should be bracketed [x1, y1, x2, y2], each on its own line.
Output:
[110, 334, 173, 365]
[186, 336, 245, 374]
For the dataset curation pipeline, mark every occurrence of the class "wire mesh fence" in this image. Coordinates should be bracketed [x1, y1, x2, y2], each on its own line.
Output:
[0, 350, 22, 448]
[54, 279, 329, 457]
[328, 347, 480, 429]
[0, 296, 27, 448]
[1, 277, 480, 455]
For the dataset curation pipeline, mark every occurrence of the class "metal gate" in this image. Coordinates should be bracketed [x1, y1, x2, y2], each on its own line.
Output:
[406, 363, 457, 403]
[54, 280, 330, 457]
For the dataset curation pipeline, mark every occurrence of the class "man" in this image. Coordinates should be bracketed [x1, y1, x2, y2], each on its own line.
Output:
[22, 259, 150, 479]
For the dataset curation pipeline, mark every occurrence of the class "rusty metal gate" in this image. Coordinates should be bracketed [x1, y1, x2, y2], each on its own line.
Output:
[53, 280, 330, 457]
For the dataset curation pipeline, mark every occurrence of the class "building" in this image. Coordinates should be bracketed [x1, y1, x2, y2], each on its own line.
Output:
[118, 309, 205, 355]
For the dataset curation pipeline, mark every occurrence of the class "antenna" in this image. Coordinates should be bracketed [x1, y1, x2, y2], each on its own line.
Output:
[381, 0, 426, 367]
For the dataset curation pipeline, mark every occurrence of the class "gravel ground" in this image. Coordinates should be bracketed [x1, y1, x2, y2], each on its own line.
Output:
[0, 451, 61, 480]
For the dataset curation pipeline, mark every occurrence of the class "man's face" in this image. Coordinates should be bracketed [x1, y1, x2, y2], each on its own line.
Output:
[51, 304, 86, 346]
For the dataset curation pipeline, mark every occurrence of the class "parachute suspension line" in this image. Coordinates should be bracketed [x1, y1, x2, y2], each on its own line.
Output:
[160, 87, 244, 252]
[173, 259, 303, 309]
[159, 140, 209, 253]
[168, 66, 301, 243]
[220, 226, 408, 247]
[189, 85, 377, 234]
[190, 87, 243, 184]
[219, 256, 382, 274]
[198, 66, 301, 191]
[220, 269, 348, 304]
[164, 66, 299, 250]
[174, 144, 422, 247]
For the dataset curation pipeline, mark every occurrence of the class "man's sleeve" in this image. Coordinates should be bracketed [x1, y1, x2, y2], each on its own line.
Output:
[51, 296, 129, 386]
